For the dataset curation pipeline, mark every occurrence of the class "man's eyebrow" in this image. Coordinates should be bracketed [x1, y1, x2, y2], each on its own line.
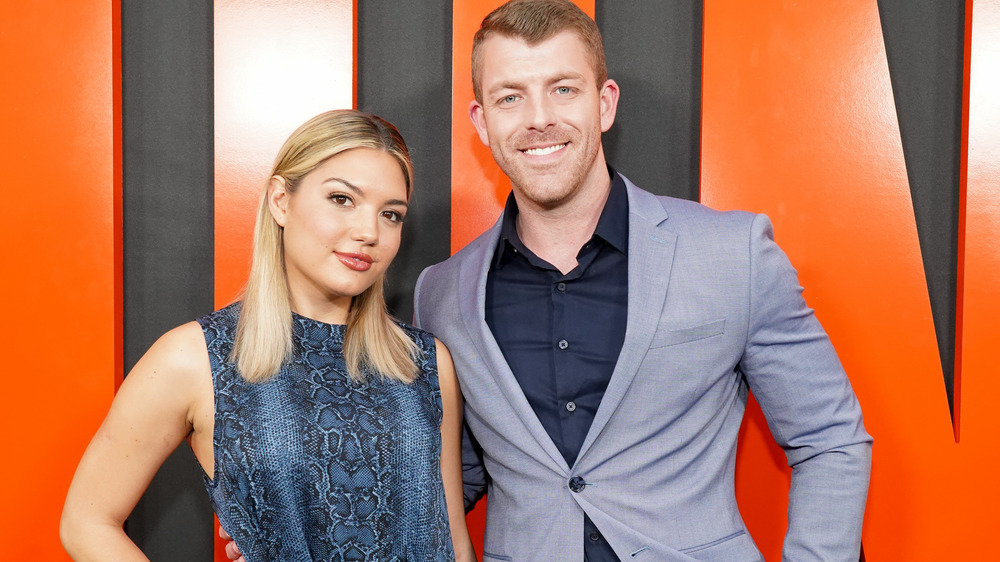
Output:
[487, 80, 525, 95]
[549, 72, 585, 83]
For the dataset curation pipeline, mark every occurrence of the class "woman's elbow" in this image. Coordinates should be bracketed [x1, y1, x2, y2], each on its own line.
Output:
[59, 506, 85, 557]
[59, 502, 110, 558]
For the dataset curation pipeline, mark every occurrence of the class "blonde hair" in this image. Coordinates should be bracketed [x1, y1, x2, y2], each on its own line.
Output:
[231, 109, 419, 384]
[471, 0, 607, 103]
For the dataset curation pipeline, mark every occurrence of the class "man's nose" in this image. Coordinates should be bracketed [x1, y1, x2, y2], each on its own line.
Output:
[524, 95, 556, 131]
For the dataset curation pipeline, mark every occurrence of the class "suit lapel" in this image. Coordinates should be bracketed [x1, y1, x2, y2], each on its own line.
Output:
[577, 180, 676, 462]
[457, 215, 570, 472]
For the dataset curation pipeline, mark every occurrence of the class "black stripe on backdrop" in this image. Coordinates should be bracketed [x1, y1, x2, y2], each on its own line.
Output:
[597, 0, 703, 202]
[878, 0, 965, 417]
[121, 0, 215, 560]
[358, 0, 454, 322]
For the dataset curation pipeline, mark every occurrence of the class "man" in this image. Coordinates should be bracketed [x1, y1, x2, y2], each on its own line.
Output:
[413, 1, 871, 560]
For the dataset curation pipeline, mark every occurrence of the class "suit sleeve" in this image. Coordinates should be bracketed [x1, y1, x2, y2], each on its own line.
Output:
[740, 214, 872, 561]
[414, 266, 490, 511]
[460, 423, 489, 511]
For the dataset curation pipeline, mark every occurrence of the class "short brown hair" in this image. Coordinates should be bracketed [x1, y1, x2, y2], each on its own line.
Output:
[471, 0, 607, 103]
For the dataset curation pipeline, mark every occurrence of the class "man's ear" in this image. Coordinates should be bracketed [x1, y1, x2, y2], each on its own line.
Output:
[469, 100, 491, 147]
[599, 79, 620, 133]
[267, 176, 289, 227]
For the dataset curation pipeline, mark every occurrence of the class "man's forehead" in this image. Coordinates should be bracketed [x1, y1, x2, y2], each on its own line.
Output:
[479, 31, 594, 80]
[481, 28, 584, 52]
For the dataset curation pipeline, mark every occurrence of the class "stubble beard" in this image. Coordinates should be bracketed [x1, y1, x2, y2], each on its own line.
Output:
[491, 127, 600, 210]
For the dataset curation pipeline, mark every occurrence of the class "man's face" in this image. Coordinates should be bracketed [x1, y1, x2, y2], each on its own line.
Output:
[469, 31, 618, 210]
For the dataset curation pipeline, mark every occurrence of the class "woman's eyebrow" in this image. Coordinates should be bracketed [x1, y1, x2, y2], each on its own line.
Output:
[323, 177, 408, 207]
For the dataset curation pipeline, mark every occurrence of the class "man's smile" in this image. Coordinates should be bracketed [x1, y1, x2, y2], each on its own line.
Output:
[521, 142, 568, 156]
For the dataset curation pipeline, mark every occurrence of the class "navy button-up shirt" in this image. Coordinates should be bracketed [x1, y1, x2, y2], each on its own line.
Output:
[485, 170, 628, 561]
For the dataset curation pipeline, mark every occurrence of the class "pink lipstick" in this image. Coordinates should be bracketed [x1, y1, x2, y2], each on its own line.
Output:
[335, 252, 373, 272]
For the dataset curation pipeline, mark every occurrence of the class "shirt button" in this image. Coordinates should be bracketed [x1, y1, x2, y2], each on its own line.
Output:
[565, 401, 577, 412]
[557, 339, 569, 350]
[557, 282, 567, 292]
[589, 531, 602, 542]
[568, 476, 586, 493]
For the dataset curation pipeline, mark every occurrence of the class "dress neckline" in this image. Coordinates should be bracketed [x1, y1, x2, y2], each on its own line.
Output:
[291, 311, 346, 346]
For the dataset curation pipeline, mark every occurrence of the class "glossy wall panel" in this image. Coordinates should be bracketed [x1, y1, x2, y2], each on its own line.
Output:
[951, 0, 1000, 554]
[214, 0, 356, 308]
[0, 1, 120, 559]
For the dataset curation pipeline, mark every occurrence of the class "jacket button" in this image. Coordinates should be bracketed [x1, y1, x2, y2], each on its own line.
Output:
[565, 401, 577, 412]
[569, 476, 586, 493]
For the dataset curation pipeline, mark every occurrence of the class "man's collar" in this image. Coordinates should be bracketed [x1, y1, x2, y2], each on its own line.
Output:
[595, 169, 629, 254]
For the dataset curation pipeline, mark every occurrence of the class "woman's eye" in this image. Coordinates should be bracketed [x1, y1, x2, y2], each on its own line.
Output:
[330, 194, 352, 206]
[381, 210, 404, 223]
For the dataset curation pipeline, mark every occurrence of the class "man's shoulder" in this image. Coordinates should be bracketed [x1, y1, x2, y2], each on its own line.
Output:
[416, 222, 496, 301]
[625, 180, 757, 233]
[421, 231, 485, 279]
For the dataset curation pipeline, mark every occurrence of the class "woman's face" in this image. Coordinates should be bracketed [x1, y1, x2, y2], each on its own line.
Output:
[269, 147, 408, 323]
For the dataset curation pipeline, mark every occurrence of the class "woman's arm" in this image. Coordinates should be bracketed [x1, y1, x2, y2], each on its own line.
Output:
[436, 340, 477, 562]
[60, 321, 214, 561]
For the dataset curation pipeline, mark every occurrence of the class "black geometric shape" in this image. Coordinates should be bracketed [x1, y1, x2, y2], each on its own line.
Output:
[877, 0, 966, 420]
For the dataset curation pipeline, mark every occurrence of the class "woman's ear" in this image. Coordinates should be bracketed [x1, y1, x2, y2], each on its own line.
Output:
[267, 176, 289, 227]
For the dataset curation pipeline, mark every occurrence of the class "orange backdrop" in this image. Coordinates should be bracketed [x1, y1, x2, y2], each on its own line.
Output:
[0, 1, 120, 560]
[8, 0, 1000, 559]
[702, 0, 1000, 558]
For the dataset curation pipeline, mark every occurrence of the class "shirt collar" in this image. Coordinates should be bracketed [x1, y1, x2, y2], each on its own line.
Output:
[493, 167, 629, 268]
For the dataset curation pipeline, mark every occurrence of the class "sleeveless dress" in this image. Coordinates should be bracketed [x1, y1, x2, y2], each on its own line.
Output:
[197, 304, 455, 561]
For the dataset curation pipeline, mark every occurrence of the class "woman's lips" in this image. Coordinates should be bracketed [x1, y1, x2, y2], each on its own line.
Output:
[335, 252, 373, 272]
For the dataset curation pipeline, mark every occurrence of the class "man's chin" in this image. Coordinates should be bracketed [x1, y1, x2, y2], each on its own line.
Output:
[511, 182, 576, 209]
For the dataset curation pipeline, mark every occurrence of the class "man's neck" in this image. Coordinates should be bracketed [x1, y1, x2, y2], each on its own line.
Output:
[514, 168, 612, 275]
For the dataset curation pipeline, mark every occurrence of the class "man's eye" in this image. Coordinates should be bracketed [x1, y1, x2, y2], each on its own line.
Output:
[500, 94, 518, 104]
[556, 86, 572, 94]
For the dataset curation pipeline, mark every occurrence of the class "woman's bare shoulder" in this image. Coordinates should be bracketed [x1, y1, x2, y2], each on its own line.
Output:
[123, 321, 211, 401]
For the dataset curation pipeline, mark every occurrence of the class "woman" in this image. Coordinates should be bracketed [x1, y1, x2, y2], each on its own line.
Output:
[61, 110, 476, 561]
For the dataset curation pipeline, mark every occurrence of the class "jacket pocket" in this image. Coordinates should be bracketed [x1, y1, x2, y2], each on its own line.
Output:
[650, 318, 726, 349]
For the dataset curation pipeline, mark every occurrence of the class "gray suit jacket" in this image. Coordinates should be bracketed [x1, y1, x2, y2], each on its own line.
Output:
[414, 176, 871, 561]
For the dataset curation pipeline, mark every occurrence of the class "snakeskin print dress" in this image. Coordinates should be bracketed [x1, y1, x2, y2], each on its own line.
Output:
[198, 304, 454, 561]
